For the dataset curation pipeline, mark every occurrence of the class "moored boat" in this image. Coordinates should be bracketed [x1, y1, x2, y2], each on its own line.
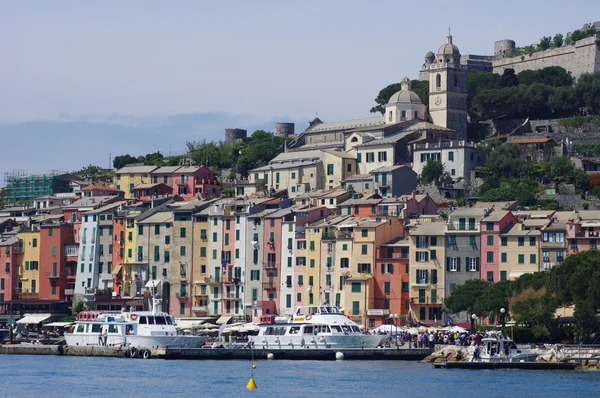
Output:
[474, 336, 538, 362]
[249, 305, 386, 349]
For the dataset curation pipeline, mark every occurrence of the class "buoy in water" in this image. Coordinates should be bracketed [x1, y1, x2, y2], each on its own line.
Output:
[267, 353, 275, 360]
[246, 377, 257, 390]
[335, 352, 344, 360]
[252, 364, 257, 369]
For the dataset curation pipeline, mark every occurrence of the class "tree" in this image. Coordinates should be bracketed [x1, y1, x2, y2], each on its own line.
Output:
[500, 68, 518, 88]
[552, 33, 564, 48]
[73, 165, 114, 183]
[113, 154, 138, 169]
[576, 73, 600, 115]
[420, 158, 444, 184]
[444, 279, 491, 314]
[473, 280, 512, 322]
[538, 36, 552, 51]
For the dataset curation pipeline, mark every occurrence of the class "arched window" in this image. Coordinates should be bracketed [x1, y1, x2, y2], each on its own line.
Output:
[436, 74, 441, 88]
[351, 137, 358, 143]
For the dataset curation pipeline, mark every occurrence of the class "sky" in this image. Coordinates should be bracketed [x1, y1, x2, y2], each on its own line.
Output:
[0, 0, 597, 180]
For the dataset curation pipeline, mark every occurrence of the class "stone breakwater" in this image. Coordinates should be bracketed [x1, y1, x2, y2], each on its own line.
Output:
[421, 346, 475, 363]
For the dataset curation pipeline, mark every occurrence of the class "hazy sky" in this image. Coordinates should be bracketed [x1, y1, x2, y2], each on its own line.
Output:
[0, 1, 597, 179]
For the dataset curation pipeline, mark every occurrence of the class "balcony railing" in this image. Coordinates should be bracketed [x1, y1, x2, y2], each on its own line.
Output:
[192, 306, 207, 313]
[367, 309, 390, 316]
[64, 289, 74, 296]
[45, 272, 60, 279]
[337, 232, 353, 239]
[264, 262, 277, 269]
[321, 233, 336, 240]
[13, 247, 24, 253]
[262, 281, 276, 290]
[176, 291, 188, 298]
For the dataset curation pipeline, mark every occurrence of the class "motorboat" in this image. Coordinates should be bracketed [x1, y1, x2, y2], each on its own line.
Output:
[64, 298, 208, 351]
[475, 336, 538, 362]
[249, 305, 386, 349]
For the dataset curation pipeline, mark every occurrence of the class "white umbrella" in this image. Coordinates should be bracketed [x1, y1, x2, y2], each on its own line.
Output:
[448, 326, 467, 333]
[406, 327, 419, 335]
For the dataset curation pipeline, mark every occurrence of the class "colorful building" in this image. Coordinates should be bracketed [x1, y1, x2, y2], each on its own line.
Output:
[114, 165, 158, 199]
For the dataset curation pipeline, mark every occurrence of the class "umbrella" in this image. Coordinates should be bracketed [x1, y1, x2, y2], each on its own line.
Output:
[406, 327, 419, 335]
[448, 326, 467, 333]
[239, 323, 260, 332]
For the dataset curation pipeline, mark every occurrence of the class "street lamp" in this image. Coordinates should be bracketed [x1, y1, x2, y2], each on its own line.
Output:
[500, 308, 506, 337]
[471, 313, 477, 334]
[388, 313, 399, 347]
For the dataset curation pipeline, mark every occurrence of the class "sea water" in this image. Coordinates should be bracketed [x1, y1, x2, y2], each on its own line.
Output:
[1, 355, 599, 397]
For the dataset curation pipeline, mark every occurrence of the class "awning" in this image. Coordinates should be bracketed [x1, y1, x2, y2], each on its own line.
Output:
[145, 280, 161, 288]
[45, 322, 73, 327]
[581, 222, 600, 227]
[175, 319, 205, 329]
[216, 315, 233, 325]
[16, 314, 52, 324]
[508, 270, 532, 279]
[112, 264, 123, 275]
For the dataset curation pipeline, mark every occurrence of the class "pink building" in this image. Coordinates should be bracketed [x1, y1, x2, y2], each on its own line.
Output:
[132, 183, 174, 200]
[480, 210, 517, 282]
[173, 165, 221, 200]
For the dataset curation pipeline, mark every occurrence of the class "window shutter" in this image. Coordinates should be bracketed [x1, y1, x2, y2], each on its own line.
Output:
[466, 257, 470, 270]
[431, 270, 437, 284]
[425, 270, 429, 284]
[456, 257, 461, 272]
[476, 257, 480, 272]
[446, 257, 450, 272]
[424, 252, 429, 262]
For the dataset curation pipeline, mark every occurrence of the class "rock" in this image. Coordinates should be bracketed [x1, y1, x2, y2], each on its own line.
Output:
[434, 358, 445, 363]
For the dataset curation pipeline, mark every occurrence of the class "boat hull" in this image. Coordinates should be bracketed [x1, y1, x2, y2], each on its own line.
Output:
[65, 333, 207, 349]
[249, 334, 386, 349]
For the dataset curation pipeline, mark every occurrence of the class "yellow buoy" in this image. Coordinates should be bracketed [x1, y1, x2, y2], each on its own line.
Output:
[252, 364, 257, 369]
[246, 377, 257, 389]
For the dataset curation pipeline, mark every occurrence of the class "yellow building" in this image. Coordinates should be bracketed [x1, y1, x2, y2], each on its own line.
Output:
[499, 222, 542, 281]
[409, 222, 446, 324]
[122, 213, 140, 296]
[16, 231, 41, 299]
[114, 165, 158, 199]
[304, 227, 323, 306]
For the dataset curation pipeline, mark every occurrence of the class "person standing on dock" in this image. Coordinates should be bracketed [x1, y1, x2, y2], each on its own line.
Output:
[98, 332, 103, 346]
[102, 330, 108, 346]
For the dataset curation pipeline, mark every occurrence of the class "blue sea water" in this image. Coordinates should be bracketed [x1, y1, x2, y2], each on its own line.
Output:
[1, 355, 599, 398]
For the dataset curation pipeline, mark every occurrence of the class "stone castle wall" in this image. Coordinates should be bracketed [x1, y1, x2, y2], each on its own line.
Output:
[492, 35, 600, 78]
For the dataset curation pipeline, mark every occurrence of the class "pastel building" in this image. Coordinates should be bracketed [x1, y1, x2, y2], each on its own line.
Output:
[115, 165, 158, 199]
[0, 230, 19, 302]
[16, 229, 41, 299]
[480, 210, 517, 283]
[498, 222, 542, 281]
[173, 165, 221, 200]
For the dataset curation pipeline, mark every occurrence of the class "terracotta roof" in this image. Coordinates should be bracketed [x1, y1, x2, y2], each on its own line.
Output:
[82, 185, 121, 192]
[510, 138, 552, 144]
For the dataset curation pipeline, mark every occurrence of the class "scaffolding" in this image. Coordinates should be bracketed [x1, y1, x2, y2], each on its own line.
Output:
[4, 170, 67, 206]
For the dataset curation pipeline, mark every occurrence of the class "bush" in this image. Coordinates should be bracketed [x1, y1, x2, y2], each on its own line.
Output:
[583, 201, 590, 210]
[557, 116, 590, 127]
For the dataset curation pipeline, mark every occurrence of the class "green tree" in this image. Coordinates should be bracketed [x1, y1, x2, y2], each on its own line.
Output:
[552, 33, 564, 48]
[444, 279, 491, 314]
[420, 158, 444, 184]
[500, 68, 518, 87]
[474, 280, 512, 322]
[576, 73, 600, 115]
[113, 154, 138, 169]
[538, 36, 552, 51]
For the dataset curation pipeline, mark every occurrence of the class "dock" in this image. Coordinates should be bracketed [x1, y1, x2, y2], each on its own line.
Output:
[1, 344, 431, 361]
[433, 361, 579, 370]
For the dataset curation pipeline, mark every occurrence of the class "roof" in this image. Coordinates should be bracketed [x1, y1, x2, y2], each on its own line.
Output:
[115, 165, 158, 174]
[357, 131, 413, 147]
[372, 165, 410, 173]
[151, 166, 182, 174]
[410, 222, 446, 236]
[471, 201, 517, 210]
[178, 165, 207, 174]
[449, 207, 490, 217]
[304, 116, 386, 134]
[482, 210, 511, 222]
[320, 149, 356, 159]
[251, 159, 321, 172]
[338, 198, 382, 206]
[63, 196, 120, 209]
[510, 138, 553, 144]
[387, 80, 423, 105]
[503, 224, 541, 236]
[133, 183, 172, 190]
[137, 211, 173, 225]
[82, 185, 121, 192]
[86, 201, 126, 214]
[523, 218, 551, 228]
[403, 121, 453, 133]
[344, 174, 371, 182]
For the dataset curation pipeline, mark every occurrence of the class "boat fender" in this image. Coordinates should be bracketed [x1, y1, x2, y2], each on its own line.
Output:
[305, 315, 312, 321]
[130, 347, 138, 358]
[142, 349, 151, 359]
[130, 314, 138, 321]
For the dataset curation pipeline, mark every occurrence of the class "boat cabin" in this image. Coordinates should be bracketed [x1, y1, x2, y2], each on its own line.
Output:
[294, 306, 342, 316]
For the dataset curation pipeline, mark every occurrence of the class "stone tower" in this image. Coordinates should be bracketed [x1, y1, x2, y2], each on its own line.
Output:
[428, 31, 468, 138]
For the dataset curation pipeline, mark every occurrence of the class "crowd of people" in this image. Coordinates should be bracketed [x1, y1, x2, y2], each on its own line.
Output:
[376, 329, 488, 350]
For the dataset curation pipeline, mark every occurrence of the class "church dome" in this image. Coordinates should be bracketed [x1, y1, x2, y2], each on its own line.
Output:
[425, 51, 435, 59]
[387, 77, 422, 105]
[437, 33, 460, 61]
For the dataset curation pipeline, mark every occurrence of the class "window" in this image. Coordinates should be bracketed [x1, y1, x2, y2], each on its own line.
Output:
[352, 301, 360, 316]
[342, 244, 348, 251]
[51, 246, 57, 256]
[518, 237, 524, 246]
[416, 236, 428, 248]
[431, 237, 437, 246]
[381, 263, 393, 274]
[529, 237, 536, 246]
[154, 225, 160, 235]
[416, 270, 428, 284]
[448, 151, 454, 161]
[401, 282, 408, 292]
[361, 245, 367, 255]
[384, 282, 390, 294]
[468, 218, 476, 230]
[366, 152, 375, 163]
[327, 164, 334, 175]
[250, 270, 260, 281]
[291, 172, 296, 179]
[32, 238, 37, 248]
[298, 275, 303, 286]
[340, 258, 349, 268]
[458, 218, 466, 230]
[486, 222, 494, 231]
[180, 246, 186, 256]
[501, 253, 507, 263]
[500, 271, 507, 281]
[468, 257, 478, 272]
[518, 254, 524, 264]
[449, 257, 458, 272]
[501, 237, 507, 246]
[310, 259, 315, 268]
[296, 257, 306, 266]
[297, 240, 306, 250]
[361, 229, 368, 238]
[236, 230, 240, 241]
[487, 271, 494, 282]
[470, 235, 477, 245]
[486, 251, 494, 263]
[530, 254, 536, 264]
[416, 251, 428, 262]
[179, 227, 186, 238]
[378, 151, 387, 162]
[487, 235, 494, 246]
[357, 263, 371, 273]
[448, 235, 456, 245]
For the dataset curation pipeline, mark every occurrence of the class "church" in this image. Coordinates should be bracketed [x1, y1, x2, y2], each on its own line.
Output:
[287, 33, 482, 179]
[250, 34, 484, 197]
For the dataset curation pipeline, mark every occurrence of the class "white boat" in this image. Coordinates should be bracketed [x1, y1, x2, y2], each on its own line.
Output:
[249, 305, 386, 349]
[475, 336, 538, 362]
[65, 298, 208, 351]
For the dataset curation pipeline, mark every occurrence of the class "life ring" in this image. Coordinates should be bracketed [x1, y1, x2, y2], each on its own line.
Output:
[142, 349, 150, 359]
[130, 314, 138, 321]
[305, 315, 312, 321]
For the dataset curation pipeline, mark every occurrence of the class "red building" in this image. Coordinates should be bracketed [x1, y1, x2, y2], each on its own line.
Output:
[173, 165, 221, 200]
[39, 222, 75, 301]
[0, 231, 19, 302]
[132, 183, 174, 200]
[112, 214, 126, 296]
[370, 238, 410, 328]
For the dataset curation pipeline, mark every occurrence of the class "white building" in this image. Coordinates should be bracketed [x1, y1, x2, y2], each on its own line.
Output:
[412, 141, 485, 180]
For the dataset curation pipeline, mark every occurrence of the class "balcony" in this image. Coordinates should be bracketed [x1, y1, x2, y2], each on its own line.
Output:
[64, 245, 78, 257]
[193, 293, 209, 299]
[321, 232, 336, 240]
[205, 277, 221, 285]
[64, 289, 74, 296]
[176, 291, 188, 299]
[13, 247, 24, 254]
[411, 279, 429, 287]
[45, 272, 60, 279]
[262, 281, 277, 290]
[263, 262, 277, 269]
[337, 232, 353, 239]
[192, 306, 207, 313]
[378, 252, 408, 260]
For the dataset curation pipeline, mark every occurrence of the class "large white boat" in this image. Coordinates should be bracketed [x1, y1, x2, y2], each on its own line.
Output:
[249, 305, 386, 349]
[475, 336, 538, 362]
[65, 298, 208, 351]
